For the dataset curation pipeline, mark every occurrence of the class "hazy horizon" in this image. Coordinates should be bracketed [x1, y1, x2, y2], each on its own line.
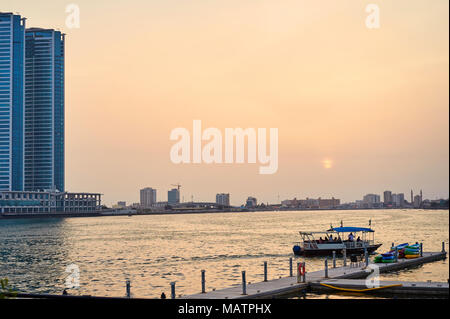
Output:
[5, 0, 449, 206]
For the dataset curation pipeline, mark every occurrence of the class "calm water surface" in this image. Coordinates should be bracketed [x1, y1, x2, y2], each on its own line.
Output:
[0, 209, 448, 298]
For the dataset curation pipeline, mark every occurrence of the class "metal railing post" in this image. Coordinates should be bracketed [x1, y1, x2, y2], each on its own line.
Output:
[324, 258, 328, 278]
[241, 271, 247, 295]
[170, 282, 176, 299]
[126, 280, 131, 298]
[263, 261, 268, 282]
[289, 258, 293, 277]
[332, 251, 336, 268]
[201, 270, 206, 293]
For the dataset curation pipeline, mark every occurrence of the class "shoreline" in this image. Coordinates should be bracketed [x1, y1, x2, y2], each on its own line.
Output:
[0, 207, 448, 220]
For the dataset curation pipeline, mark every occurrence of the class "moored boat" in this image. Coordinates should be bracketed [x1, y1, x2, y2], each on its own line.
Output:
[292, 226, 382, 257]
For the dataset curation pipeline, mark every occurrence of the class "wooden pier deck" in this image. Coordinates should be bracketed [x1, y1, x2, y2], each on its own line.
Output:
[310, 279, 449, 296]
[184, 251, 447, 299]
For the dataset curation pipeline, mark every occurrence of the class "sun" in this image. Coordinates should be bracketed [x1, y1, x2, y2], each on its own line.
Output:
[322, 159, 333, 169]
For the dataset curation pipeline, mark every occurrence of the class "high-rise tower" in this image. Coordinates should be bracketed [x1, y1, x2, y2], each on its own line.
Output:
[0, 13, 25, 191]
[24, 28, 64, 191]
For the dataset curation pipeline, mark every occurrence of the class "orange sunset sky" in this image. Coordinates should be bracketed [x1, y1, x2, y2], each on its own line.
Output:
[5, 0, 449, 206]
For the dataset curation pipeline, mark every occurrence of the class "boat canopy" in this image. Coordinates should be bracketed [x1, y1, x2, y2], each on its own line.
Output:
[328, 227, 374, 233]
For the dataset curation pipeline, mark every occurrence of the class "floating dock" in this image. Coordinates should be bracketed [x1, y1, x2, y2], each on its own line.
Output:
[310, 279, 448, 296]
[184, 251, 447, 299]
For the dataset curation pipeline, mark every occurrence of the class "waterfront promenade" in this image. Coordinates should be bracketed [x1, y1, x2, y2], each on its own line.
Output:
[184, 251, 447, 299]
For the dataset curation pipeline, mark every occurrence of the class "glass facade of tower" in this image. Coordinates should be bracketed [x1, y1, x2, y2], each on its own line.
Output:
[0, 13, 25, 191]
[25, 29, 64, 192]
[168, 188, 180, 204]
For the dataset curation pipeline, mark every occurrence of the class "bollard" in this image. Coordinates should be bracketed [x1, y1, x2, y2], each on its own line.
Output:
[302, 262, 306, 283]
[420, 243, 423, 257]
[126, 280, 131, 298]
[343, 247, 347, 267]
[201, 270, 206, 294]
[394, 247, 398, 262]
[242, 271, 247, 295]
[289, 258, 293, 277]
[324, 258, 328, 278]
[296, 262, 301, 283]
[443, 242, 446, 253]
[263, 261, 268, 282]
[332, 251, 336, 268]
[170, 282, 176, 299]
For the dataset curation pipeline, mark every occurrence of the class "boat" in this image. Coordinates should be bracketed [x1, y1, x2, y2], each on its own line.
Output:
[292, 226, 382, 257]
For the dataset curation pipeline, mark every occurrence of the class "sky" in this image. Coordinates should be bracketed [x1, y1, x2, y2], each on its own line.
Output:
[4, 0, 449, 206]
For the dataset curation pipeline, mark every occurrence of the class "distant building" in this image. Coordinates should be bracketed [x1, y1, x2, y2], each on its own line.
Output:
[0, 12, 98, 206]
[113, 201, 126, 209]
[422, 198, 449, 209]
[216, 193, 230, 206]
[299, 198, 319, 208]
[140, 187, 157, 208]
[363, 194, 380, 204]
[282, 197, 340, 209]
[362, 194, 381, 208]
[130, 202, 141, 209]
[281, 198, 299, 208]
[397, 193, 405, 207]
[392, 193, 405, 207]
[168, 188, 180, 205]
[153, 201, 168, 208]
[413, 195, 422, 208]
[355, 200, 364, 208]
[246, 197, 257, 208]
[0, 13, 26, 191]
[25, 28, 65, 192]
[383, 191, 392, 205]
[0, 190, 101, 213]
[317, 197, 340, 209]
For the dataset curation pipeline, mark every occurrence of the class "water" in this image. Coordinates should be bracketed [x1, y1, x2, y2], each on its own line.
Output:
[0, 209, 448, 298]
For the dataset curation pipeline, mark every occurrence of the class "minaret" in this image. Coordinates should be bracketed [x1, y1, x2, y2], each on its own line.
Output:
[411, 190, 413, 204]
[420, 190, 423, 202]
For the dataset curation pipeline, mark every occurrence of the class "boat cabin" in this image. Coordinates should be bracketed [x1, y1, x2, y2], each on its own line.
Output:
[293, 226, 380, 256]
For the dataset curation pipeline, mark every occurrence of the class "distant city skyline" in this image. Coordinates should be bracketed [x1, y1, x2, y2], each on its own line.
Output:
[2, 1, 448, 206]
[128, 185, 444, 208]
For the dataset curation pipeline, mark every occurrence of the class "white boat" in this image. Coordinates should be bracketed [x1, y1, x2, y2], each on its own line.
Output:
[292, 226, 382, 257]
